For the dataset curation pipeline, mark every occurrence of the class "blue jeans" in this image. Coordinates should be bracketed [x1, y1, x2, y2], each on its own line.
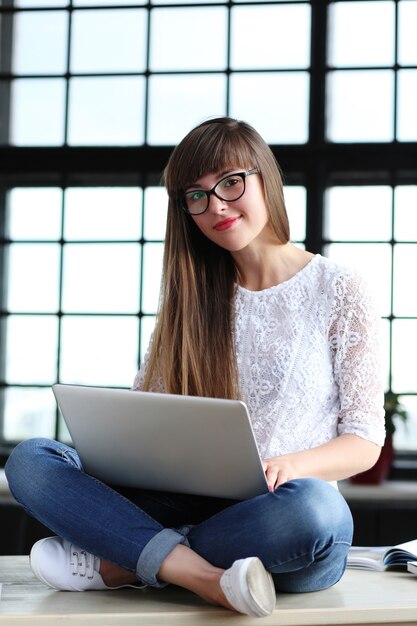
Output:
[5, 438, 353, 592]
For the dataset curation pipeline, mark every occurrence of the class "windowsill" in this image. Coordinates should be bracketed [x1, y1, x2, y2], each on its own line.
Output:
[339, 479, 417, 502]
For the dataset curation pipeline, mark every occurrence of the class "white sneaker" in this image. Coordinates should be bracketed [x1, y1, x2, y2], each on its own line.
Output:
[220, 557, 276, 617]
[30, 536, 141, 591]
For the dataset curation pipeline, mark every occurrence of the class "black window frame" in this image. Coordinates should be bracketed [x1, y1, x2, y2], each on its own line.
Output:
[1, 1, 417, 475]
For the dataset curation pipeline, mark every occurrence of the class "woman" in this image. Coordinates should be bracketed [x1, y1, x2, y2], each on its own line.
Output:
[5, 117, 385, 618]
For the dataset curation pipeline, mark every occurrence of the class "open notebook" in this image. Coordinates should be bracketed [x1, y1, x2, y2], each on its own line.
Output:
[347, 539, 417, 571]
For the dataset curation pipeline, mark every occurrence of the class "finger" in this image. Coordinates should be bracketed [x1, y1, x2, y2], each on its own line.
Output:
[264, 465, 278, 492]
[274, 470, 289, 489]
[262, 461, 275, 490]
[268, 469, 286, 491]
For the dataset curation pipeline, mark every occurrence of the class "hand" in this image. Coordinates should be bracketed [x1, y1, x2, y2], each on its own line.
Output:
[261, 435, 383, 490]
[262, 456, 299, 491]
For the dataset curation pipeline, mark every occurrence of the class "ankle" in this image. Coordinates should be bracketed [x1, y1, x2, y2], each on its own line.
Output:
[157, 545, 232, 609]
[99, 560, 137, 588]
[191, 568, 233, 609]
[210, 575, 234, 610]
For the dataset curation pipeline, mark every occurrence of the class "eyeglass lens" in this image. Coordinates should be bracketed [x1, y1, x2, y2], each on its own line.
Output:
[184, 173, 245, 215]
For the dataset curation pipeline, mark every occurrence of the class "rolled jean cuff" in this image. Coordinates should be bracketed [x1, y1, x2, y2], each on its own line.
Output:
[136, 527, 191, 588]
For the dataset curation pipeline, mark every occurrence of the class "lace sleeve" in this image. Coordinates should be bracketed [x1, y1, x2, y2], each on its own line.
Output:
[329, 271, 385, 446]
[131, 334, 164, 392]
[131, 355, 148, 391]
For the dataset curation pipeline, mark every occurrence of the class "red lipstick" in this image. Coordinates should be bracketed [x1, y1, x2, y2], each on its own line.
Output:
[214, 217, 241, 231]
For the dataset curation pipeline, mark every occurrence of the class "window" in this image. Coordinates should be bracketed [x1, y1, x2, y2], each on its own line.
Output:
[0, 1, 416, 461]
[327, 0, 417, 142]
[2, 1, 312, 146]
[3, 186, 151, 441]
[324, 185, 417, 451]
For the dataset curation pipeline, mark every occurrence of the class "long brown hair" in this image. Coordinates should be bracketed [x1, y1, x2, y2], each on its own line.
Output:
[142, 117, 290, 398]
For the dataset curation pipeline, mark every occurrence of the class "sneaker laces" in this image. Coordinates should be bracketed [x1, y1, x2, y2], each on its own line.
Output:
[70, 547, 96, 580]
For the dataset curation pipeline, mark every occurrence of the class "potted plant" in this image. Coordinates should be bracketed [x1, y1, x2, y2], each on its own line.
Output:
[350, 391, 409, 485]
[384, 391, 409, 438]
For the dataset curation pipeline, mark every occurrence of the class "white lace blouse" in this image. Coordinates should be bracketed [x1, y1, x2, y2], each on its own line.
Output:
[133, 254, 386, 460]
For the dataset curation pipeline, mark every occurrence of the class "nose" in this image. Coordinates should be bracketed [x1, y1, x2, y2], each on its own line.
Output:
[207, 191, 227, 214]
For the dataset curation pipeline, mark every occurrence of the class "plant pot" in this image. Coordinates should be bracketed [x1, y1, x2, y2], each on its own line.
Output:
[349, 436, 394, 485]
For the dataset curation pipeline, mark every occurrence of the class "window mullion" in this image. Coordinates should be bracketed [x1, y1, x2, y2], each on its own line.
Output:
[304, 0, 328, 255]
[0, 0, 13, 145]
[308, 0, 328, 148]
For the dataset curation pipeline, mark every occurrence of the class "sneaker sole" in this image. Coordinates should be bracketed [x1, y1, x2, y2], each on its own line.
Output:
[245, 558, 276, 617]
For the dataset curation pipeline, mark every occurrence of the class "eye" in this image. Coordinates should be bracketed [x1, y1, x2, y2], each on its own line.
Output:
[186, 190, 206, 203]
[223, 176, 242, 188]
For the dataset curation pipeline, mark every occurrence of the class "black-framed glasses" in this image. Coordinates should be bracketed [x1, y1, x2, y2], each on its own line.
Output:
[181, 168, 258, 215]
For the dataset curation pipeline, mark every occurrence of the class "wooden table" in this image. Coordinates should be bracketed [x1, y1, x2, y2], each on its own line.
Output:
[1, 556, 417, 625]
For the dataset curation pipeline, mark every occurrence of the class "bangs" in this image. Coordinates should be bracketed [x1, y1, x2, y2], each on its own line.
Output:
[165, 121, 257, 194]
[183, 134, 255, 189]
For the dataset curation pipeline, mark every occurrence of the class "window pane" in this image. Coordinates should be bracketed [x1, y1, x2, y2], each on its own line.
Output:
[7, 244, 60, 312]
[153, 0, 219, 4]
[10, 78, 66, 146]
[233, 0, 302, 2]
[144, 187, 168, 240]
[325, 186, 392, 241]
[230, 72, 309, 144]
[142, 243, 163, 314]
[12, 10, 68, 75]
[71, 9, 147, 73]
[150, 8, 227, 71]
[5, 316, 58, 384]
[327, 70, 394, 142]
[394, 396, 417, 451]
[379, 318, 391, 391]
[16, 0, 68, 6]
[394, 245, 417, 316]
[73, 0, 145, 5]
[397, 70, 417, 142]
[7, 188, 62, 240]
[328, 1, 395, 67]
[62, 243, 140, 313]
[283, 186, 306, 242]
[68, 77, 145, 145]
[395, 186, 417, 241]
[60, 316, 138, 387]
[398, 1, 417, 65]
[325, 243, 392, 317]
[3, 387, 56, 442]
[58, 412, 72, 444]
[148, 75, 226, 145]
[392, 320, 417, 393]
[64, 188, 142, 240]
[231, 4, 310, 69]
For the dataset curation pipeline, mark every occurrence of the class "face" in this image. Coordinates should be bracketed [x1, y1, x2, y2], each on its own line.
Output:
[185, 168, 271, 253]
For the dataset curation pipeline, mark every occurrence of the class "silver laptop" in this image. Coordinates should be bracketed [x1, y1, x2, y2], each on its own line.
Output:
[52, 384, 268, 500]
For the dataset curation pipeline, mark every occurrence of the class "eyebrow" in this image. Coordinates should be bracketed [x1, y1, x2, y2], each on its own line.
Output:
[185, 169, 236, 190]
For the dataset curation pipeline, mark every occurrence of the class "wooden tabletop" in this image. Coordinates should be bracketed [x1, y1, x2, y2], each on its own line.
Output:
[1, 556, 417, 625]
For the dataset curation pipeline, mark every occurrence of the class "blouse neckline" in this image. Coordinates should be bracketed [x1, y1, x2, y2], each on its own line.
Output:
[236, 254, 320, 297]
